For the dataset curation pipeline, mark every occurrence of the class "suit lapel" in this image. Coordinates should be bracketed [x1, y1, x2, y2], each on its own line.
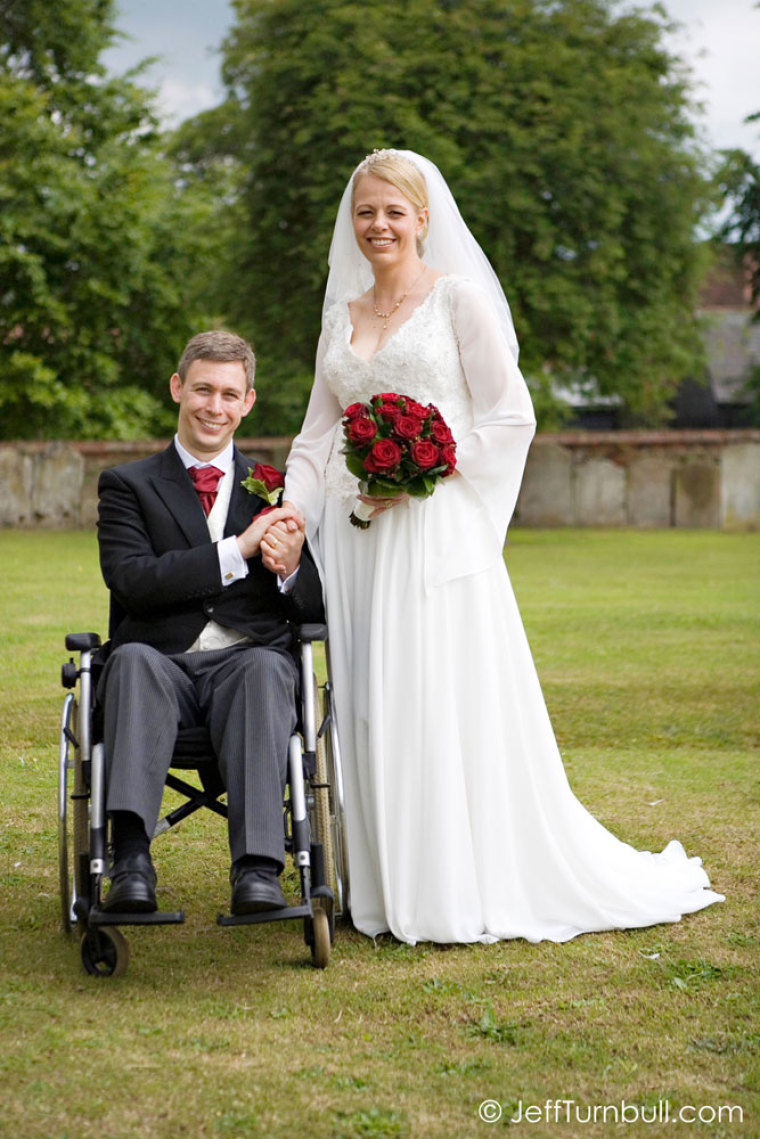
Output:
[226, 449, 270, 538]
[150, 444, 212, 548]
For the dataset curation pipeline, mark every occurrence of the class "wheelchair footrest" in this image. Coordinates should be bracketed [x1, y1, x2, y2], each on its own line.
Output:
[89, 909, 186, 927]
[217, 902, 311, 927]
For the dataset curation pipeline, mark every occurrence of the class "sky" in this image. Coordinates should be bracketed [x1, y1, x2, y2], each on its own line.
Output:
[102, 0, 760, 159]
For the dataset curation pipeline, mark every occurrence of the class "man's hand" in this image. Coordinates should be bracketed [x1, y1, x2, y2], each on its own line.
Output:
[261, 516, 305, 580]
[236, 503, 303, 563]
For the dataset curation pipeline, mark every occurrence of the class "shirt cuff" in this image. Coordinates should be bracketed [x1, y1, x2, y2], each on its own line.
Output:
[278, 567, 300, 594]
[218, 536, 249, 586]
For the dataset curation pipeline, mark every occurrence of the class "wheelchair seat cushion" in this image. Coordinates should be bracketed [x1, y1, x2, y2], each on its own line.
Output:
[171, 726, 216, 768]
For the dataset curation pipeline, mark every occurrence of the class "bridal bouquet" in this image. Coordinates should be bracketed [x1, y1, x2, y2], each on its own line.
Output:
[341, 393, 457, 528]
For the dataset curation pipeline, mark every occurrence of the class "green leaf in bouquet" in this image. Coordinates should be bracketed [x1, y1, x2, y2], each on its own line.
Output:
[366, 478, 404, 497]
[344, 453, 369, 479]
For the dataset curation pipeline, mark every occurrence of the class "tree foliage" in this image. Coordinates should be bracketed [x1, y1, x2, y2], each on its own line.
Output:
[194, 0, 714, 431]
[716, 120, 760, 425]
[717, 124, 760, 309]
[0, 0, 223, 439]
[0, 0, 719, 438]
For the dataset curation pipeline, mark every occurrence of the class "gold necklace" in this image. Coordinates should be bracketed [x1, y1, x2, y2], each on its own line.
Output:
[372, 268, 427, 330]
[372, 292, 407, 330]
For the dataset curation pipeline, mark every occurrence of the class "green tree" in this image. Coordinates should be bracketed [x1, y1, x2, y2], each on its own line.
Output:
[207, 0, 713, 431]
[0, 0, 222, 439]
[166, 103, 249, 347]
[718, 132, 760, 307]
[716, 126, 760, 425]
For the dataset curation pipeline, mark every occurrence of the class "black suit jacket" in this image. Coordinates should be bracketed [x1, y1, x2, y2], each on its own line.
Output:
[97, 443, 324, 655]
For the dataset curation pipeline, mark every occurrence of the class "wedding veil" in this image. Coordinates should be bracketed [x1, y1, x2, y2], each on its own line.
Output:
[322, 149, 519, 362]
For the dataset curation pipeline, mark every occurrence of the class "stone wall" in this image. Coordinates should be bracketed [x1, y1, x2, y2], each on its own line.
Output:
[0, 438, 291, 529]
[516, 430, 760, 529]
[0, 441, 86, 528]
[2, 431, 759, 530]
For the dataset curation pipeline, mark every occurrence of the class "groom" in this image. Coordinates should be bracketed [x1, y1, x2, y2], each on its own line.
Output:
[96, 330, 324, 916]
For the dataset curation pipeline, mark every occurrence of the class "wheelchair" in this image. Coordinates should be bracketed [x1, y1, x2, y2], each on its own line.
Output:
[58, 625, 348, 977]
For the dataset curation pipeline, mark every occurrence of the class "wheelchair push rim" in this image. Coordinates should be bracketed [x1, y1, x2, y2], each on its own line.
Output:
[315, 679, 350, 919]
[59, 694, 89, 933]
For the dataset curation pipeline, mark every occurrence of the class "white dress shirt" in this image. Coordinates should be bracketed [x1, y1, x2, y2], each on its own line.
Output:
[173, 436, 295, 653]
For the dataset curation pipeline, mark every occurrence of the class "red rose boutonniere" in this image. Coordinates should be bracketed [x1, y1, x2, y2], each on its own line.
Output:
[241, 462, 285, 514]
[341, 393, 457, 528]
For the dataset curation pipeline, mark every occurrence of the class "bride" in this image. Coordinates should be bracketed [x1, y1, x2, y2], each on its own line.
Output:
[283, 148, 723, 944]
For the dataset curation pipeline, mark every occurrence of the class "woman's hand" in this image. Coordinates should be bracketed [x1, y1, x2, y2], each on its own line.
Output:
[236, 501, 304, 562]
[260, 515, 305, 579]
[358, 492, 409, 519]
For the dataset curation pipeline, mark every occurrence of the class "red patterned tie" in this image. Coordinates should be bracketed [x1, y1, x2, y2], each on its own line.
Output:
[188, 465, 224, 516]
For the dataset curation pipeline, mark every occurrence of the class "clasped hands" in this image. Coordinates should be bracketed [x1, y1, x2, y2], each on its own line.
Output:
[236, 501, 305, 580]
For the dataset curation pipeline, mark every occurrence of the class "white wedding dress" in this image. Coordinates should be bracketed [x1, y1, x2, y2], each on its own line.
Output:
[285, 274, 723, 943]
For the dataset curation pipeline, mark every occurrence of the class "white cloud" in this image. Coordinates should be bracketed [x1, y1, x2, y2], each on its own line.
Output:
[660, 0, 760, 156]
[157, 78, 220, 125]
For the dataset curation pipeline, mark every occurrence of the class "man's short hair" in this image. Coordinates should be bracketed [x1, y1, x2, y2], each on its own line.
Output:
[177, 331, 256, 392]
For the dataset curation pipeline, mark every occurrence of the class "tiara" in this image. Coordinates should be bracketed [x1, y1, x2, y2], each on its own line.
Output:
[359, 147, 402, 168]
[364, 149, 401, 162]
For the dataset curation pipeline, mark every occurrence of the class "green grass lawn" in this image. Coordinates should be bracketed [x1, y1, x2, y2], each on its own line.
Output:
[1, 528, 758, 1138]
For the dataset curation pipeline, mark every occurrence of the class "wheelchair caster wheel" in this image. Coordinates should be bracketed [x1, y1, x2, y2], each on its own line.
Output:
[309, 903, 331, 969]
[80, 926, 130, 978]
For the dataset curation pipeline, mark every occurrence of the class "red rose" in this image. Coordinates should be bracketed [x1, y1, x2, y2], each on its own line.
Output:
[343, 402, 365, 420]
[394, 414, 425, 440]
[430, 419, 454, 444]
[374, 392, 401, 404]
[404, 398, 429, 420]
[410, 440, 440, 469]
[252, 463, 284, 492]
[241, 463, 285, 506]
[375, 403, 400, 423]
[364, 439, 403, 474]
[440, 443, 457, 474]
[348, 416, 378, 445]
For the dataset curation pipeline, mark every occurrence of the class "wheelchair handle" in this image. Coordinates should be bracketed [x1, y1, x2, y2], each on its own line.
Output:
[297, 624, 328, 643]
[65, 632, 102, 652]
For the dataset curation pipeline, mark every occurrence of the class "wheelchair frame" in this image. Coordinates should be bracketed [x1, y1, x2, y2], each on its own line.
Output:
[58, 625, 348, 977]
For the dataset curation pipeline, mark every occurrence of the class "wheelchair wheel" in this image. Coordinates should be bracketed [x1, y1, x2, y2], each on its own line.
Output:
[59, 695, 90, 933]
[312, 681, 335, 889]
[80, 926, 130, 978]
[314, 680, 350, 918]
[308, 900, 331, 970]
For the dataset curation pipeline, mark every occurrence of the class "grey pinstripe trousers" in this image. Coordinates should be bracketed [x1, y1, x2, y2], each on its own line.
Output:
[99, 642, 298, 865]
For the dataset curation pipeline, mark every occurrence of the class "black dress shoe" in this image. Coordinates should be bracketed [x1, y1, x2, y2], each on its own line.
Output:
[230, 864, 287, 915]
[103, 851, 157, 913]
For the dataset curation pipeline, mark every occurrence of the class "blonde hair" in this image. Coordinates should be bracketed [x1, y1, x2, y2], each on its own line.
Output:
[351, 149, 429, 253]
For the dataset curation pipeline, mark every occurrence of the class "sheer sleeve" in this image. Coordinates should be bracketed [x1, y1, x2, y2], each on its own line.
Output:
[284, 328, 342, 547]
[423, 278, 536, 590]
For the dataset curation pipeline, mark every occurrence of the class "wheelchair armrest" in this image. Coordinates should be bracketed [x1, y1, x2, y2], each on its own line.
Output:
[297, 623, 328, 643]
[65, 632, 102, 652]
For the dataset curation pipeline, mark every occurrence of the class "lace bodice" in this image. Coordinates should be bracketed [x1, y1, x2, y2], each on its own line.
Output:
[285, 270, 535, 582]
[321, 276, 474, 504]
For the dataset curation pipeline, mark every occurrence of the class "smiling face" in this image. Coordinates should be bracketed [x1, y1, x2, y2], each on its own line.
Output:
[351, 173, 428, 269]
[170, 358, 255, 460]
